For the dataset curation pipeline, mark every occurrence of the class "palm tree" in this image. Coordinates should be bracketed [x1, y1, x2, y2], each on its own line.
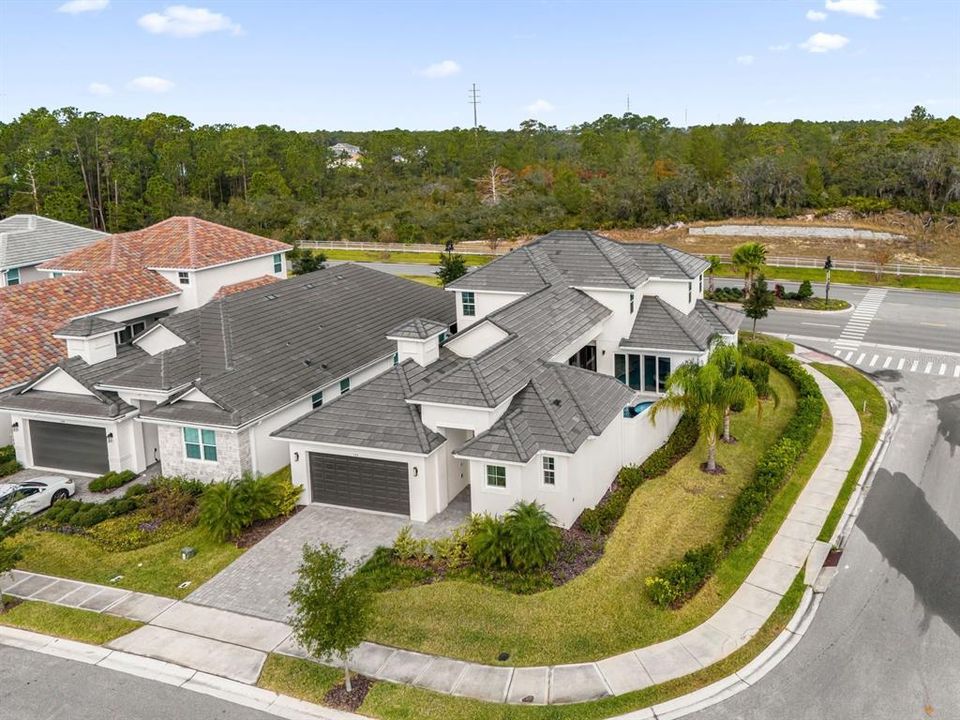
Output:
[731, 242, 767, 295]
[708, 343, 759, 443]
[706, 255, 722, 293]
[650, 361, 725, 473]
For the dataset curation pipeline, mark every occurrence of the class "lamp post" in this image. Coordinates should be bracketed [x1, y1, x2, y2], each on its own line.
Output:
[824, 255, 833, 305]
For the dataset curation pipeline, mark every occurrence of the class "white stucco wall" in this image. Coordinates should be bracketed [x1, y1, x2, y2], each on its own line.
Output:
[452, 289, 525, 329]
[1, 263, 46, 286]
[644, 277, 702, 314]
[577, 287, 637, 376]
[30, 369, 91, 395]
[10, 413, 143, 475]
[154, 254, 286, 312]
[98, 295, 181, 323]
[135, 325, 186, 355]
[442, 320, 509, 358]
[419, 397, 512, 436]
[63, 334, 117, 365]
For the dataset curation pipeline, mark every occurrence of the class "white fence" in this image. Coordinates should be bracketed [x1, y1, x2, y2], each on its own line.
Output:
[303, 241, 960, 278]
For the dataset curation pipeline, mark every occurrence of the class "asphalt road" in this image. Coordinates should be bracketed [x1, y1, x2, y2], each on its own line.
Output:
[0, 645, 277, 720]
[687, 360, 960, 720]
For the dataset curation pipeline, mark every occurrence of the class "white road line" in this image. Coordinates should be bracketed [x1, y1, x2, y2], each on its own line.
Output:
[897, 358, 905, 370]
[911, 360, 919, 372]
[856, 353, 866, 365]
[845, 351, 855, 361]
[924, 362, 933, 374]
[939, 363, 947, 376]
[883, 357, 892, 369]
[954, 365, 960, 378]
[803, 322, 842, 328]
[869, 355, 879, 367]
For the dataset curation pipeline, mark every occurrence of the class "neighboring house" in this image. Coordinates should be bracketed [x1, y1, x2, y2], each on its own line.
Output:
[0, 214, 108, 287]
[273, 230, 743, 527]
[0, 216, 291, 450]
[0, 265, 455, 478]
[328, 142, 363, 168]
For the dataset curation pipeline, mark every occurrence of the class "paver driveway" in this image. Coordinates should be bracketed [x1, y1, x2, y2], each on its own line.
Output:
[186, 491, 470, 622]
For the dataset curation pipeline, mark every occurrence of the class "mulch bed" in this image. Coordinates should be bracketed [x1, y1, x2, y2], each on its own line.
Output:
[0, 596, 23, 615]
[323, 674, 374, 711]
[234, 506, 303, 549]
[700, 462, 728, 474]
[549, 527, 606, 586]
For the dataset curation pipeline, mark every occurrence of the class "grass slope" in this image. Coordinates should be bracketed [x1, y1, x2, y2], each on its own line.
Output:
[367, 370, 799, 665]
[810, 363, 887, 543]
[0, 600, 140, 644]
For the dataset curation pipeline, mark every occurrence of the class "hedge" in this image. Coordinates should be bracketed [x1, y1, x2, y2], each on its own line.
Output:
[579, 413, 699, 535]
[0, 445, 21, 478]
[89, 469, 138, 493]
[645, 342, 825, 608]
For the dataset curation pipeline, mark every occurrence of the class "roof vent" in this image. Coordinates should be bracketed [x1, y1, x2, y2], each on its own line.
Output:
[320, 363, 328, 369]
[304, 283, 314, 289]
[302, 359, 312, 366]
[552, 399, 562, 407]
[265, 293, 278, 300]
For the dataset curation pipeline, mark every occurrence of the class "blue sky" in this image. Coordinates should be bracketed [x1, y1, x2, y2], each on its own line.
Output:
[1, 0, 957, 130]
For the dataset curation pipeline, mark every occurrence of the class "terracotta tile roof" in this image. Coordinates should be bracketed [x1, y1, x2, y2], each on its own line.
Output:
[212, 275, 280, 299]
[0, 270, 180, 391]
[39, 216, 291, 272]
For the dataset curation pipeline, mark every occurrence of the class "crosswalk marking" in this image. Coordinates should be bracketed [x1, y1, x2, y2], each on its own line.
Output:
[939, 363, 947, 376]
[924, 362, 933, 374]
[883, 357, 892, 369]
[869, 355, 879, 367]
[955, 365, 960, 378]
[897, 358, 905, 370]
[911, 360, 919, 372]
[857, 353, 866, 365]
[833, 346, 960, 380]
[832, 288, 887, 351]
[846, 351, 854, 361]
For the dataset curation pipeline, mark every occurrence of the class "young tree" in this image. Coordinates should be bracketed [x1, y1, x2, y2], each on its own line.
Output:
[731, 242, 767, 295]
[707, 343, 759, 443]
[288, 544, 373, 693]
[743, 274, 775, 332]
[650, 361, 725, 473]
[796, 279, 814, 302]
[706, 255, 722, 293]
[436, 253, 467, 286]
[288, 244, 326, 275]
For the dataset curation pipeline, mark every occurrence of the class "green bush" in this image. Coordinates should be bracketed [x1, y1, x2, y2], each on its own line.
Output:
[0, 446, 21, 478]
[468, 514, 512, 570]
[646, 544, 720, 608]
[41, 495, 139, 529]
[504, 502, 561, 572]
[578, 413, 699, 535]
[197, 470, 300, 542]
[393, 525, 429, 562]
[86, 510, 182, 551]
[430, 532, 469, 568]
[741, 357, 772, 398]
[88, 469, 138, 493]
[797, 279, 814, 301]
[143, 480, 200, 525]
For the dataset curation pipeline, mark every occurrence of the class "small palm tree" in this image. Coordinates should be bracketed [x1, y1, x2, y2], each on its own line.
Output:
[651, 361, 725, 473]
[731, 242, 767, 295]
[706, 255, 722, 293]
[708, 343, 759, 443]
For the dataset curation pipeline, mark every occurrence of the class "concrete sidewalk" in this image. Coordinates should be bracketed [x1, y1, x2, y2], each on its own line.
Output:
[0, 364, 861, 707]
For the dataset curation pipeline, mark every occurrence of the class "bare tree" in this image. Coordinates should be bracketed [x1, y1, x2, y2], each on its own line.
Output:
[871, 246, 894, 280]
[475, 165, 513, 206]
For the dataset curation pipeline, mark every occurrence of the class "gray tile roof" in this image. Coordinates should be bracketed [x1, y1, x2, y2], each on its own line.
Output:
[695, 300, 744, 334]
[621, 297, 715, 352]
[273, 360, 445, 454]
[122, 264, 455, 427]
[54, 316, 125, 338]
[456, 362, 636, 463]
[408, 285, 611, 408]
[447, 230, 649, 291]
[0, 215, 108, 270]
[144, 399, 238, 427]
[619, 243, 710, 279]
[387, 317, 449, 340]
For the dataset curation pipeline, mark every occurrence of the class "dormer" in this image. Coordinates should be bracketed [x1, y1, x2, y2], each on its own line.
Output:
[386, 318, 448, 367]
[53, 316, 124, 365]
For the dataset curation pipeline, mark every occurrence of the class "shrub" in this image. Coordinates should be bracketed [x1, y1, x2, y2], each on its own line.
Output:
[89, 469, 138, 493]
[646, 544, 720, 608]
[468, 514, 512, 570]
[143, 481, 200, 525]
[741, 357, 771, 398]
[797, 279, 814, 301]
[504, 501, 561, 572]
[430, 532, 469, 568]
[198, 482, 250, 542]
[0, 446, 21, 479]
[393, 525, 429, 562]
[41, 495, 138, 529]
[86, 510, 182, 551]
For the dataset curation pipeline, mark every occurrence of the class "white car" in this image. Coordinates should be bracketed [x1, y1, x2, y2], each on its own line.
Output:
[0, 476, 75, 518]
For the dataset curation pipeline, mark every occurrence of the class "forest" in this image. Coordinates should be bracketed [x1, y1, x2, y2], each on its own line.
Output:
[0, 106, 957, 244]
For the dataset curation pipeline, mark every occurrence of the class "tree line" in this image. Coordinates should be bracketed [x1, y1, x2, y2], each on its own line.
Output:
[0, 106, 957, 243]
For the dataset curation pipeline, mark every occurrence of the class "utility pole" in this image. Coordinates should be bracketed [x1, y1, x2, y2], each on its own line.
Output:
[469, 83, 480, 131]
[824, 255, 833, 304]
[626, 94, 631, 113]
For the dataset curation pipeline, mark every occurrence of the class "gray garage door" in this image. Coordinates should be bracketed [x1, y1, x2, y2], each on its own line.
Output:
[30, 420, 109, 475]
[309, 453, 410, 516]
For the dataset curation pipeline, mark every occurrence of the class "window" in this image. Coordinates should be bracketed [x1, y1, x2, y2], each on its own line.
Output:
[5, 268, 20, 286]
[273, 253, 283, 273]
[629, 293, 635, 314]
[311, 391, 324, 409]
[486, 465, 506, 488]
[614, 354, 626, 384]
[52, 272, 63, 279]
[699, 274, 703, 293]
[340, 377, 351, 394]
[688, 282, 693, 304]
[461, 291, 476, 317]
[658, 357, 672, 391]
[542, 456, 556, 485]
[628, 354, 641, 390]
[393, 352, 399, 366]
[644, 355, 657, 392]
[184, 427, 217, 461]
[178, 271, 190, 285]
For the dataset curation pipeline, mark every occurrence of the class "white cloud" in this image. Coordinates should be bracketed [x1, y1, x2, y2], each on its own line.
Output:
[825, 0, 883, 18]
[769, 43, 791, 51]
[736, 55, 755, 65]
[58, 0, 108, 13]
[88, 82, 113, 96]
[806, 10, 827, 21]
[419, 60, 461, 79]
[138, 5, 242, 37]
[525, 99, 555, 114]
[800, 32, 850, 53]
[128, 76, 175, 93]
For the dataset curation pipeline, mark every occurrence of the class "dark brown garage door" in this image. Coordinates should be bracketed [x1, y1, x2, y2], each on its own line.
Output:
[30, 420, 109, 475]
[309, 453, 410, 515]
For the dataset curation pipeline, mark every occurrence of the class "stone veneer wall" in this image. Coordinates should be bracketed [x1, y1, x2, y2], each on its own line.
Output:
[157, 424, 252, 482]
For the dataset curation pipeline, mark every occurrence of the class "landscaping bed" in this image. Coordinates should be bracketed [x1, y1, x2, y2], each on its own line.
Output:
[364, 367, 804, 665]
[706, 284, 850, 311]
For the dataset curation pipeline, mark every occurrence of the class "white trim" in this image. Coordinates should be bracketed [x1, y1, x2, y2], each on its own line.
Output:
[453, 452, 525, 467]
[617, 346, 704, 355]
[135, 417, 239, 433]
[145, 248, 290, 273]
[130, 321, 184, 347]
[283, 437, 434, 459]
[5, 408, 137, 424]
[65, 290, 182, 320]
[443, 287, 528, 296]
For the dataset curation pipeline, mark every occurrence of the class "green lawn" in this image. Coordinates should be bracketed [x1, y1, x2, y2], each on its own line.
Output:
[400, 274, 442, 287]
[366, 370, 803, 665]
[0, 599, 140, 643]
[259, 574, 805, 720]
[714, 263, 960, 293]
[810, 363, 887, 543]
[10, 526, 243, 599]
[738, 332, 795, 354]
[323, 249, 491, 267]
